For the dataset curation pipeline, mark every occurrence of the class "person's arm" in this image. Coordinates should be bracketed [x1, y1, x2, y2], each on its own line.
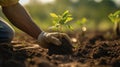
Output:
[1, 1, 72, 48]
[2, 3, 42, 39]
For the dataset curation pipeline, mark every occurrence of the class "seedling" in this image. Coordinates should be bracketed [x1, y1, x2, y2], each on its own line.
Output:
[48, 10, 74, 55]
[76, 17, 87, 36]
[108, 10, 120, 36]
[50, 10, 73, 33]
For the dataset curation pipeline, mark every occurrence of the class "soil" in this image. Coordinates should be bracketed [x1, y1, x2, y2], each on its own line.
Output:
[0, 31, 120, 67]
[48, 37, 73, 55]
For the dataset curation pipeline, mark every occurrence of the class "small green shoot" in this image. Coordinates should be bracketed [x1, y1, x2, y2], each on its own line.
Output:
[108, 10, 120, 36]
[76, 17, 87, 26]
[50, 10, 73, 32]
[76, 17, 87, 36]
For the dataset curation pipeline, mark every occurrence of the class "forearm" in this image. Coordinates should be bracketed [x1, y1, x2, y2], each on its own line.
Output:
[2, 3, 42, 39]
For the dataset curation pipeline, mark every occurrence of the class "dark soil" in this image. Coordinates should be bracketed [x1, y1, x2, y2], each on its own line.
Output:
[48, 37, 73, 55]
[0, 31, 120, 67]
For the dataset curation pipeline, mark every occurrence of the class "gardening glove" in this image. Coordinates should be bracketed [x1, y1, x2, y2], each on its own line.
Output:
[37, 31, 72, 48]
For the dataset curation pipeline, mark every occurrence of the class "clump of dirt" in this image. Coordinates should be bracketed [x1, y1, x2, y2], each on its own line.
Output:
[0, 43, 13, 60]
[26, 57, 57, 67]
[2, 59, 26, 67]
[48, 37, 73, 55]
[92, 41, 120, 59]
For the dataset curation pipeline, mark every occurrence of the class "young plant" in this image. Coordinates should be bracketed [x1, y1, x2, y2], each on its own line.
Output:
[76, 17, 87, 36]
[108, 10, 120, 36]
[50, 10, 73, 33]
[48, 10, 74, 55]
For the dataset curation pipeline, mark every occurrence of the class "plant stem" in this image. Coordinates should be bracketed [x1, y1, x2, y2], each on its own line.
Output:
[59, 25, 62, 39]
[116, 22, 120, 36]
[114, 22, 120, 36]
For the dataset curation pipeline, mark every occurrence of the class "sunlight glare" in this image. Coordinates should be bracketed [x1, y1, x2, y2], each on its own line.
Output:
[94, 0, 103, 3]
[19, 0, 29, 5]
[38, 0, 55, 4]
[113, 0, 120, 6]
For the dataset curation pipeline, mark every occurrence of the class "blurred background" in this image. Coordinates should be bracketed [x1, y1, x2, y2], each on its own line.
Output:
[0, 0, 120, 32]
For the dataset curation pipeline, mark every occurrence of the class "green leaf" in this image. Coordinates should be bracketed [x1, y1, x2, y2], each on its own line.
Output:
[62, 10, 69, 18]
[108, 10, 120, 23]
[49, 10, 74, 32]
[50, 13, 58, 18]
[65, 17, 73, 23]
[66, 25, 73, 31]
[59, 19, 66, 24]
[108, 13, 115, 23]
[55, 23, 60, 28]
[53, 20, 57, 24]
[81, 17, 87, 24]
[76, 17, 87, 26]
[114, 10, 120, 16]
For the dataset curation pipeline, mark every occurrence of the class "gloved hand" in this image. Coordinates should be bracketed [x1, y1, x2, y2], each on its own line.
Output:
[37, 31, 72, 48]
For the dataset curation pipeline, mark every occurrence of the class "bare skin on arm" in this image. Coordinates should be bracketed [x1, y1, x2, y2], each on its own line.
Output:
[1, 2, 72, 49]
[2, 3, 42, 39]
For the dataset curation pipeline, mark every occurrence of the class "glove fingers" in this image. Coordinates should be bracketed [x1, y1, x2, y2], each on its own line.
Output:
[49, 36, 62, 46]
[47, 32, 60, 37]
[59, 33, 72, 44]
[48, 32, 68, 38]
[50, 33, 72, 44]
[45, 32, 72, 46]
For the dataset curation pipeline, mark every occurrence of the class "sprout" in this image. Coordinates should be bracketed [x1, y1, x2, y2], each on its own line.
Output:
[50, 10, 73, 32]
[108, 10, 120, 36]
[76, 17, 87, 26]
[76, 17, 87, 36]
[108, 11, 120, 23]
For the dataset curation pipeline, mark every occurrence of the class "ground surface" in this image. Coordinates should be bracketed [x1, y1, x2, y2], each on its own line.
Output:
[0, 31, 120, 67]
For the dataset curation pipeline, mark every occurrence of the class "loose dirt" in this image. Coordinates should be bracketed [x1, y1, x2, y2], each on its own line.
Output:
[0, 31, 120, 67]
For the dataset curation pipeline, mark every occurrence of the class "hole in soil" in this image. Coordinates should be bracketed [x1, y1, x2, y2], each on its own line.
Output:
[48, 37, 73, 55]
